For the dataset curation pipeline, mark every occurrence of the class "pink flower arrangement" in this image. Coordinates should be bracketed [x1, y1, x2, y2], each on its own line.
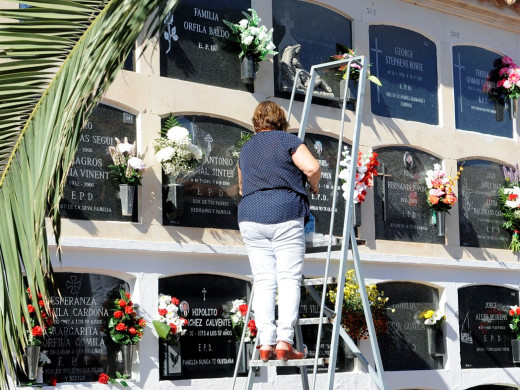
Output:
[424, 164, 463, 212]
[483, 55, 520, 102]
[338, 147, 379, 204]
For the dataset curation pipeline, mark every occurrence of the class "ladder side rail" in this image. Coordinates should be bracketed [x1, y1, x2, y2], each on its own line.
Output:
[297, 67, 318, 140]
[337, 326, 384, 390]
[287, 69, 307, 123]
[232, 284, 255, 390]
[245, 336, 260, 390]
[294, 322, 310, 390]
[310, 58, 355, 390]
[350, 226, 387, 390]
[326, 56, 368, 390]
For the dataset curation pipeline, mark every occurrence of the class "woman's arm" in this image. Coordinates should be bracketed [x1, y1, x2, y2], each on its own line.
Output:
[292, 144, 321, 194]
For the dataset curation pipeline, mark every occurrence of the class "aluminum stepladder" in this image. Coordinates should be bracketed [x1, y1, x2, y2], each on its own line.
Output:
[231, 56, 387, 390]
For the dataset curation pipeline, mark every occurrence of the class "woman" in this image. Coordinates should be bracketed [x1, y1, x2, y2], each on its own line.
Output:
[237, 101, 321, 361]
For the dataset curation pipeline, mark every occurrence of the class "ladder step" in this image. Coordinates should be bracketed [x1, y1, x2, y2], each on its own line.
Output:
[275, 317, 330, 326]
[249, 358, 328, 367]
[302, 277, 336, 286]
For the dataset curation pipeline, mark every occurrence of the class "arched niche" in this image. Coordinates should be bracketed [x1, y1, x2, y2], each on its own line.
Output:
[161, 115, 252, 229]
[458, 159, 510, 249]
[159, 0, 252, 92]
[373, 146, 442, 244]
[458, 284, 519, 369]
[452, 45, 513, 138]
[60, 103, 138, 222]
[158, 273, 251, 380]
[369, 25, 438, 125]
[466, 386, 519, 390]
[39, 272, 129, 383]
[376, 281, 443, 371]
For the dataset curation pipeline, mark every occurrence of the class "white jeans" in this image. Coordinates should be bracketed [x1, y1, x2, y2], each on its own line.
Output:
[239, 218, 305, 346]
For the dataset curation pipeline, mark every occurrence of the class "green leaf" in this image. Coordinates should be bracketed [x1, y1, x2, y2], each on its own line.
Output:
[0, 1, 179, 388]
[153, 320, 172, 340]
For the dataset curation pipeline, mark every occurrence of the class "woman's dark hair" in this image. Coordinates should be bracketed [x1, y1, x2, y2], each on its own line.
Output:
[252, 101, 289, 133]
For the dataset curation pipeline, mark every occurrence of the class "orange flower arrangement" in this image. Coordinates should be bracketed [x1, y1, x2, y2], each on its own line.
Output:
[425, 163, 463, 212]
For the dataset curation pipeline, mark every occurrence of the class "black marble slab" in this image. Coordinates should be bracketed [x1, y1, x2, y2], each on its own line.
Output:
[459, 285, 518, 369]
[452, 45, 513, 138]
[458, 159, 510, 249]
[369, 25, 438, 125]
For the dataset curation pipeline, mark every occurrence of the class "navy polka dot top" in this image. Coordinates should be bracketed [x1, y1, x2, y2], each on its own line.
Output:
[238, 130, 310, 224]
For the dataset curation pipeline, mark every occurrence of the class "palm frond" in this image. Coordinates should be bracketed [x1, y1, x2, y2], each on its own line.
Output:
[0, 0, 178, 388]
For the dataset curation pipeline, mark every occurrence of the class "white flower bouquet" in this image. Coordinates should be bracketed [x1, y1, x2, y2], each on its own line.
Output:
[224, 8, 277, 68]
[223, 299, 257, 342]
[108, 137, 147, 185]
[152, 294, 187, 345]
[153, 116, 203, 182]
[420, 309, 446, 331]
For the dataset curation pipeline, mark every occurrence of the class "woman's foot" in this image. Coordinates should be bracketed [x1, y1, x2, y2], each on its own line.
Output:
[275, 341, 304, 361]
[258, 345, 276, 362]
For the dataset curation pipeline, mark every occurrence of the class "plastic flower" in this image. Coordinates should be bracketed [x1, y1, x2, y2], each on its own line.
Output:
[153, 294, 187, 345]
[424, 163, 463, 212]
[223, 8, 277, 67]
[153, 116, 203, 182]
[223, 299, 257, 342]
[107, 290, 146, 345]
[499, 165, 520, 252]
[23, 287, 53, 346]
[483, 55, 520, 102]
[330, 47, 382, 86]
[108, 137, 147, 185]
[421, 309, 446, 330]
[339, 147, 379, 204]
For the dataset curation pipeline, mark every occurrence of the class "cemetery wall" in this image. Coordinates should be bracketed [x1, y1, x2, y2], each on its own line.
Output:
[7, 0, 520, 389]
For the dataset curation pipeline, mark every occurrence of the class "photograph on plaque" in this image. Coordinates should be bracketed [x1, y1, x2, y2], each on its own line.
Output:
[458, 285, 518, 369]
[158, 274, 251, 380]
[369, 25, 438, 125]
[376, 282, 442, 371]
[161, 115, 250, 229]
[60, 104, 138, 222]
[452, 45, 513, 138]
[272, 0, 352, 102]
[458, 159, 510, 249]
[159, 0, 251, 92]
[40, 272, 129, 383]
[373, 146, 443, 244]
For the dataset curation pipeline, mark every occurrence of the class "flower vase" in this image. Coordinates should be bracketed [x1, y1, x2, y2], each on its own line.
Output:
[36, 367, 43, 384]
[236, 341, 255, 374]
[160, 342, 182, 377]
[339, 79, 358, 104]
[23, 345, 40, 381]
[119, 184, 136, 216]
[240, 55, 255, 84]
[495, 100, 505, 122]
[165, 182, 184, 222]
[510, 97, 517, 120]
[427, 327, 445, 356]
[512, 339, 520, 363]
[435, 210, 446, 237]
[120, 344, 135, 378]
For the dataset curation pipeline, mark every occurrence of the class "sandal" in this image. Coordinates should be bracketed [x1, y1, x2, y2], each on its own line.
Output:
[275, 341, 304, 361]
[258, 345, 276, 362]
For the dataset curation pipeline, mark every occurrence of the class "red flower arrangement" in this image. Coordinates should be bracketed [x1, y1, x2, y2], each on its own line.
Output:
[23, 287, 53, 345]
[338, 147, 379, 204]
[108, 290, 146, 345]
[483, 55, 520, 103]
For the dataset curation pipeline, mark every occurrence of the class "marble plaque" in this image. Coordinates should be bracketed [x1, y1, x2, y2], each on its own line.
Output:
[458, 159, 510, 249]
[453, 45, 513, 138]
[459, 285, 518, 369]
[160, 0, 252, 92]
[158, 274, 251, 379]
[60, 104, 137, 222]
[301, 133, 348, 237]
[161, 115, 248, 229]
[272, 0, 352, 100]
[373, 146, 442, 243]
[377, 282, 442, 371]
[42, 273, 129, 383]
[369, 25, 438, 125]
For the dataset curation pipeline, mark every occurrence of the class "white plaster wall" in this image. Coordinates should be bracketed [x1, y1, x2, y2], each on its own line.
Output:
[7, 0, 520, 389]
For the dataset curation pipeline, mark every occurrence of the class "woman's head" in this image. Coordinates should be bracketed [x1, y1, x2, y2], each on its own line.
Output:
[252, 101, 289, 133]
